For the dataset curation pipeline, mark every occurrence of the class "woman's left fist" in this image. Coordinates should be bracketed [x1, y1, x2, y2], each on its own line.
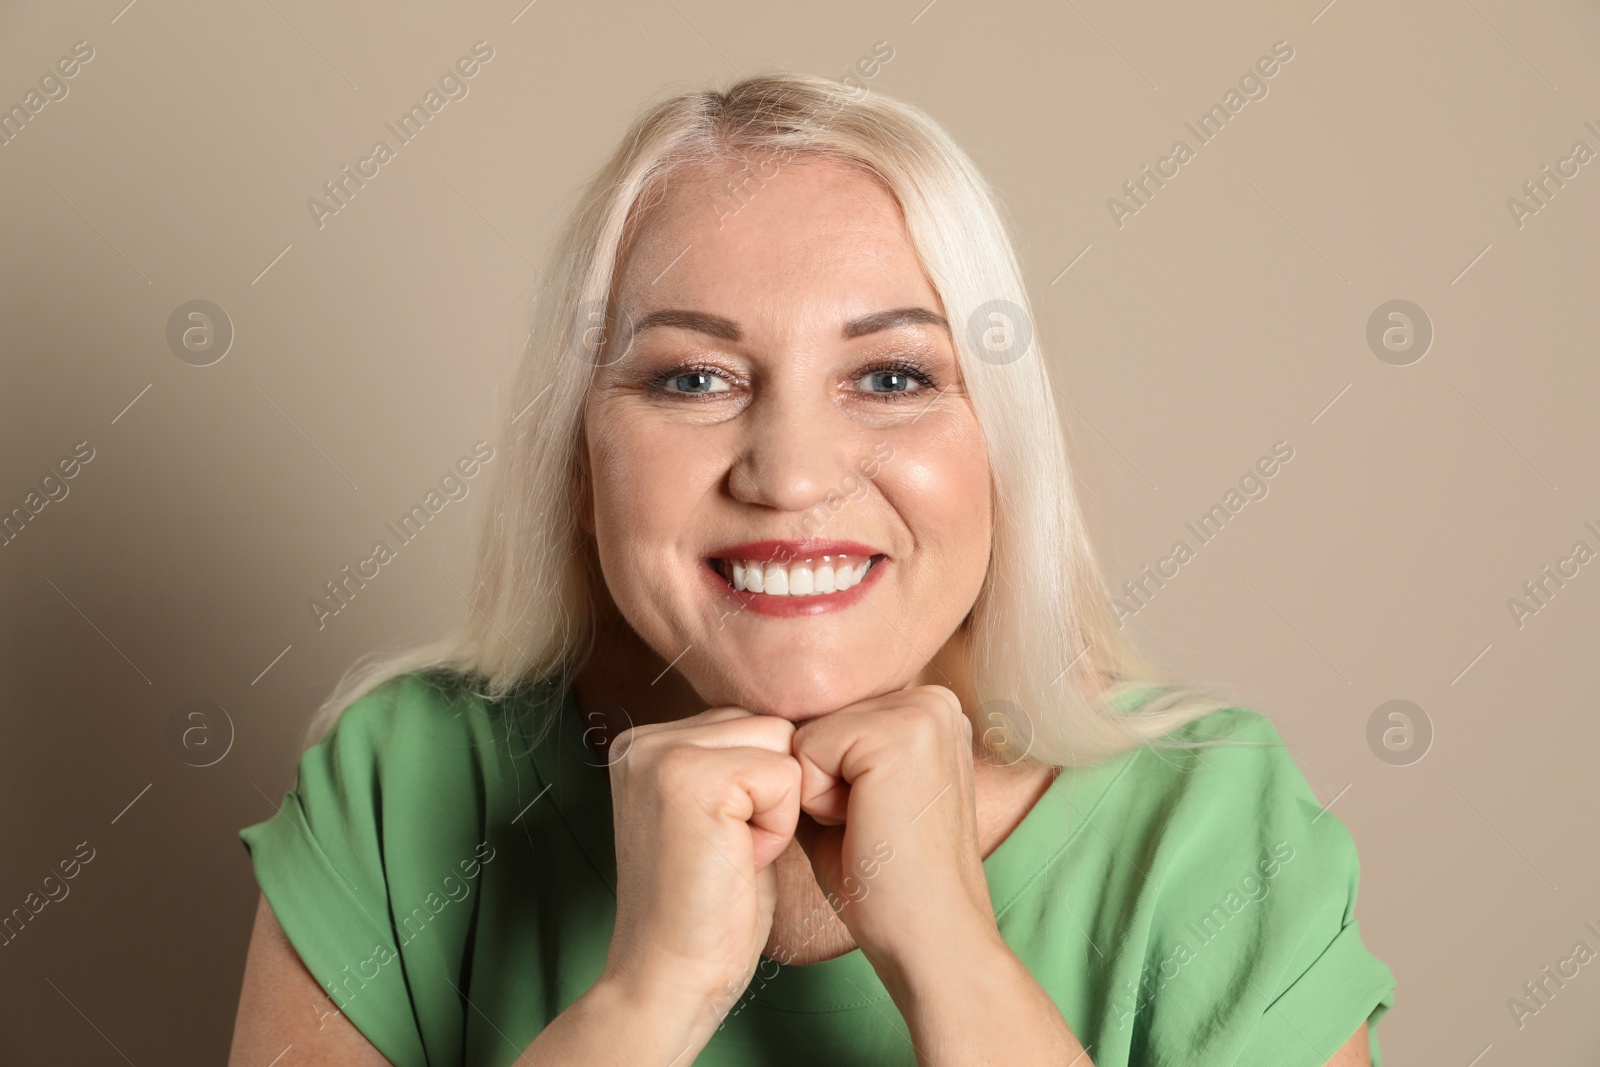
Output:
[788, 684, 996, 972]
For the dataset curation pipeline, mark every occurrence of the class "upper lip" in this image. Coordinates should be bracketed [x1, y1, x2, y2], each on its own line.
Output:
[705, 538, 886, 563]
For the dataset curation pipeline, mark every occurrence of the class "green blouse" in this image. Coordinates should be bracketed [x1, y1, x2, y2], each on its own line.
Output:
[238, 671, 1396, 1065]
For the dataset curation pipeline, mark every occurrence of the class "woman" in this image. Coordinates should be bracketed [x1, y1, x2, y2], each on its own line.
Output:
[231, 72, 1395, 1066]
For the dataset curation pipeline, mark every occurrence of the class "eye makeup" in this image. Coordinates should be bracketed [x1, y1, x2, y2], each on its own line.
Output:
[641, 353, 942, 403]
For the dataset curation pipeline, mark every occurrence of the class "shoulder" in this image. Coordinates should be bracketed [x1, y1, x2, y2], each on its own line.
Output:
[316, 668, 493, 751]
[1090, 705, 1395, 1063]
[239, 669, 517, 1067]
[1103, 704, 1365, 915]
[1108, 705, 1334, 835]
[308, 668, 535, 786]
[246, 668, 526, 907]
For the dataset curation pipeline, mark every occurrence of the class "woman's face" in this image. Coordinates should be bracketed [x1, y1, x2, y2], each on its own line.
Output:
[580, 154, 993, 720]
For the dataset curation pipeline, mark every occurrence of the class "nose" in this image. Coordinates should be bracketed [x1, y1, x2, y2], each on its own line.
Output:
[726, 394, 862, 516]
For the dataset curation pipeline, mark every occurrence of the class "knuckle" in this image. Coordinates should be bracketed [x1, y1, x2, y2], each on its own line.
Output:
[648, 745, 699, 794]
[611, 724, 639, 758]
[771, 748, 804, 789]
[919, 684, 963, 718]
[917, 686, 967, 732]
[905, 716, 943, 756]
[893, 689, 967, 753]
[652, 748, 743, 814]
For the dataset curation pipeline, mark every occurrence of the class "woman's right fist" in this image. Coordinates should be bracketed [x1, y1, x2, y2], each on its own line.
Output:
[600, 706, 801, 1028]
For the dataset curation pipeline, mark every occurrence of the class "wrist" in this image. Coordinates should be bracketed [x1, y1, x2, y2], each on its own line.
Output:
[869, 927, 1091, 1064]
[515, 967, 727, 1067]
[593, 960, 740, 1046]
[868, 918, 1011, 1012]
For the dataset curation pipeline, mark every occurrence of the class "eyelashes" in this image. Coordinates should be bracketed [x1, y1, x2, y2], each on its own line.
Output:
[642, 357, 940, 403]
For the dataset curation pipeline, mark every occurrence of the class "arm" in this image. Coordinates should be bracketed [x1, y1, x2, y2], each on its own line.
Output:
[791, 689, 1383, 1066]
[874, 921, 1095, 1066]
[531, 705, 818, 1064]
[234, 705, 802, 1066]
[789, 686, 1094, 1066]
[228, 892, 725, 1067]
[230, 888, 1372, 1067]
[885, 940, 1370, 1067]
[1323, 1022, 1371, 1067]
[227, 893, 391, 1066]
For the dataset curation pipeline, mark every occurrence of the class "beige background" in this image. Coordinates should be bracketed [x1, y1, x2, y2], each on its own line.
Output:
[2, 0, 1597, 1061]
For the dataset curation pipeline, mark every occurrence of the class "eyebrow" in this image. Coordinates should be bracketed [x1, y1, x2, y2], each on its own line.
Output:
[624, 306, 949, 344]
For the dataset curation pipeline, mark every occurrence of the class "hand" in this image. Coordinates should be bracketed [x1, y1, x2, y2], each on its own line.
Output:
[787, 684, 1000, 986]
[601, 706, 802, 1034]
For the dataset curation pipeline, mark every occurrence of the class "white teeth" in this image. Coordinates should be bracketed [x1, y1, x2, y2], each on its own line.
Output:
[835, 563, 858, 591]
[764, 565, 788, 596]
[789, 566, 813, 595]
[720, 554, 876, 596]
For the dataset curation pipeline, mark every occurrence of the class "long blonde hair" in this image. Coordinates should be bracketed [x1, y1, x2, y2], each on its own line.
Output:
[300, 71, 1252, 768]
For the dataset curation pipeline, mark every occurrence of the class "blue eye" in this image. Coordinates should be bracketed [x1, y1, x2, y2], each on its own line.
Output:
[647, 367, 732, 396]
[643, 358, 939, 402]
[863, 370, 915, 393]
[855, 360, 937, 401]
[667, 371, 728, 394]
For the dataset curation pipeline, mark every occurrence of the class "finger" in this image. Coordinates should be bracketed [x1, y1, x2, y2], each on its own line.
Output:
[790, 722, 856, 825]
[798, 774, 850, 826]
[791, 709, 879, 807]
[616, 707, 794, 762]
[719, 747, 802, 871]
[642, 743, 800, 872]
[791, 689, 966, 820]
[694, 704, 763, 724]
[618, 704, 753, 743]
[679, 712, 797, 756]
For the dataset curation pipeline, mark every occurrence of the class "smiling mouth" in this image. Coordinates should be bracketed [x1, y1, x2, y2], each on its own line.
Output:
[706, 553, 885, 597]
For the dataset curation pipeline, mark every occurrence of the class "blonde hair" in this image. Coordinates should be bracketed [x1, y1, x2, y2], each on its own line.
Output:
[300, 71, 1255, 768]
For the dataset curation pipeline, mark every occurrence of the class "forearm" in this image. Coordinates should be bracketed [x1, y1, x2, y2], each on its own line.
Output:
[514, 970, 724, 1067]
[877, 926, 1095, 1067]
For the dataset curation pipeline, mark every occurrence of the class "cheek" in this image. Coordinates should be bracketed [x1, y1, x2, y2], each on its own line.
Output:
[585, 412, 718, 560]
[883, 425, 992, 562]
[589, 439, 651, 569]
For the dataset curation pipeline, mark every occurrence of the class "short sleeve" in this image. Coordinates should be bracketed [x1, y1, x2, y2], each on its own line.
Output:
[238, 672, 497, 1067]
[1133, 709, 1397, 1067]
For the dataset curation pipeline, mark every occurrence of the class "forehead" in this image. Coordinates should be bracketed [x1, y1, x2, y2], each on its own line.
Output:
[612, 155, 942, 335]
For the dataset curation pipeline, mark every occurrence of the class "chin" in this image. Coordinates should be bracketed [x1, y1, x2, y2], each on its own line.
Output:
[687, 664, 905, 721]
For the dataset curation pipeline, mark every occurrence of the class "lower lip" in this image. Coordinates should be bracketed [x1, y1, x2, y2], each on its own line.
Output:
[700, 557, 887, 617]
